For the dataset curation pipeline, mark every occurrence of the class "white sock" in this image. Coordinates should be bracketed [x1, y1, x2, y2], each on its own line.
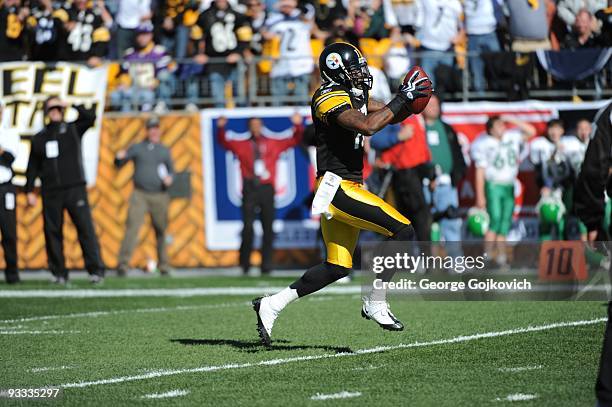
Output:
[267, 287, 298, 313]
[369, 286, 387, 302]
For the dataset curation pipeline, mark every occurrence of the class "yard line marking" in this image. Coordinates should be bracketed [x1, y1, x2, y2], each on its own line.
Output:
[494, 393, 538, 402]
[0, 286, 362, 298]
[30, 366, 76, 373]
[1, 284, 609, 298]
[351, 364, 384, 371]
[0, 295, 335, 325]
[0, 302, 250, 324]
[498, 365, 543, 373]
[55, 317, 606, 389]
[0, 330, 81, 335]
[141, 389, 190, 399]
[310, 391, 362, 400]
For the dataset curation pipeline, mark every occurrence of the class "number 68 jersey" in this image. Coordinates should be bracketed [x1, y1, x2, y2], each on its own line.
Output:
[312, 82, 368, 183]
[470, 130, 525, 185]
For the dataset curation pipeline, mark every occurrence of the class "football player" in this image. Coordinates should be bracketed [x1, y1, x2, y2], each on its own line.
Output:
[252, 42, 432, 347]
[471, 115, 536, 265]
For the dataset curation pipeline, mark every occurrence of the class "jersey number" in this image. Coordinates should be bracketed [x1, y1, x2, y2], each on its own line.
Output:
[68, 23, 93, 52]
[210, 21, 237, 53]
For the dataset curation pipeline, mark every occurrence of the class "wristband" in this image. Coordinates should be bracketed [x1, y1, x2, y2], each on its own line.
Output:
[386, 94, 409, 116]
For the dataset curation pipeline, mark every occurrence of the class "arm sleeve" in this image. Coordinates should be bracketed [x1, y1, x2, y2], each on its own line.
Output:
[446, 123, 467, 185]
[114, 145, 135, 168]
[73, 105, 97, 137]
[216, 126, 241, 153]
[575, 120, 611, 231]
[277, 125, 304, 151]
[370, 125, 400, 151]
[165, 149, 175, 176]
[25, 140, 41, 193]
[313, 89, 353, 125]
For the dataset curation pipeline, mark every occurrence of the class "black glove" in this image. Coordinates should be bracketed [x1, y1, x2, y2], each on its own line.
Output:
[397, 70, 432, 102]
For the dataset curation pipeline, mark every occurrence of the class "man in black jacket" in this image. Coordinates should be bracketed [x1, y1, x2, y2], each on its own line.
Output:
[574, 101, 612, 407]
[25, 96, 105, 284]
[0, 102, 19, 284]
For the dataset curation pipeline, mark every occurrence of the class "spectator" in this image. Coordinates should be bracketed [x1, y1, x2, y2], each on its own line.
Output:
[391, 0, 422, 36]
[557, 0, 607, 28]
[25, 97, 106, 284]
[263, 0, 314, 106]
[348, 0, 399, 40]
[26, 0, 63, 61]
[216, 113, 303, 275]
[422, 95, 467, 248]
[595, 4, 612, 45]
[463, 0, 501, 93]
[191, 0, 253, 108]
[504, 0, 551, 52]
[0, 102, 19, 284]
[0, 0, 28, 62]
[111, 22, 175, 112]
[529, 119, 575, 240]
[370, 115, 433, 242]
[323, 17, 360, 49]
[57, 0, 112, 66]
[115, 0, 152, 57]
[311, 0, 346, 33]
[562, 8, 605, 48]
[245, 0, 268, 56]
[159, 0, 200, 59]
[114, 116, 175, 277]
[471, 115, 535, 264]
[415, 0, 463, 87]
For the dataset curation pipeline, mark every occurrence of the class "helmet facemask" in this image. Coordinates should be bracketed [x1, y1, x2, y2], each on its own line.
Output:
[347, 57, 373, 91]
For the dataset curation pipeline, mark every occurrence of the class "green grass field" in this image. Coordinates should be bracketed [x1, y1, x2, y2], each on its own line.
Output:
[0, 274, 607, 406]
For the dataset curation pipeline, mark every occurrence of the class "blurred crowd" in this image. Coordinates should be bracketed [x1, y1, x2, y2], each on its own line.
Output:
[0, 0, 610, 111]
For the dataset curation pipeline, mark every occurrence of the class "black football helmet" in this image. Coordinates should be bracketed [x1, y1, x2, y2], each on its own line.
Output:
[319, 42, 373, 91]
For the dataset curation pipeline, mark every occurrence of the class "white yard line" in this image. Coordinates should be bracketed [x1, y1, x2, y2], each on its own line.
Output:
[495, 393, 538, 402]
[0, 286, 362, 298]
[1, 284, 609, 298]
[351, 364, 385, 371]
[498, 365, 543, 373]
[55, 317, 606, 389]
[0, 302, 250, 324]
[311, 391, 362, 400]
[141, 389, 190, 399]
[0, 296, 337, 325]
[30, 366, 76, 373]
[0, 330, 81, 335]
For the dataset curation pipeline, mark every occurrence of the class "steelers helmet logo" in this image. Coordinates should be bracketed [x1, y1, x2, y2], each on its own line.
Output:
[325, 52, 342, 70]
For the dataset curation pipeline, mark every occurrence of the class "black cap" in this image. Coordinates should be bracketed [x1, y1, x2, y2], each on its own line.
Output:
[146, 116, 160, 128]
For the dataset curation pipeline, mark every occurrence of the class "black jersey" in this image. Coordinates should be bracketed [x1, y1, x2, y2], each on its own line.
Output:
[56, 5, 110, 61]
[312, 82, 368, 183]
[0, 5, 26, 62]
[27, 5, 65, 61]
[191, 6, 252, 73]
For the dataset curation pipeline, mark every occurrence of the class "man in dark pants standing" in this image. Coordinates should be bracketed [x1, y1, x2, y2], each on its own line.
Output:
[115, 116, 174, 276]
[574, 101, 612, 407]
[216, 113, 303, 275]
[25, 97, 105, 284]
[0, 102, 19, 284]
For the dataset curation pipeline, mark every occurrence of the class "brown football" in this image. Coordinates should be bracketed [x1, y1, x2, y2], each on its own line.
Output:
[403, 65, 433, 114]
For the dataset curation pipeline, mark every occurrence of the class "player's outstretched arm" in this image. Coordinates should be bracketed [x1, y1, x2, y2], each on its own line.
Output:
[336, 107, 394, 137]
[336, 72, 431, 136]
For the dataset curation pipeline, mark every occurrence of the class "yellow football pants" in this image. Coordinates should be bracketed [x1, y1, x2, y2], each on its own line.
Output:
[320, 180, 411, 268]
